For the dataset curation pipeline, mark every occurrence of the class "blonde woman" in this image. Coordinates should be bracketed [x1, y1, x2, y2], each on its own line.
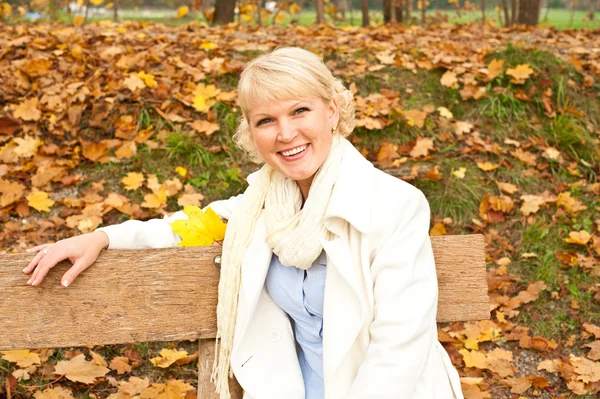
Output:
[23, 48, 463, 399]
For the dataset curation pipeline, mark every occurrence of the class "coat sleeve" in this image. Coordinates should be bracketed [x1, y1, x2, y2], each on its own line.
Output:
[346, 190, 438, 398]
[95, 193, 244, 249]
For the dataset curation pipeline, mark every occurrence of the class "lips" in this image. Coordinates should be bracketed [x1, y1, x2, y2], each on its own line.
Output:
[279, 144, 308, 157]
[278, 143, 310, 161]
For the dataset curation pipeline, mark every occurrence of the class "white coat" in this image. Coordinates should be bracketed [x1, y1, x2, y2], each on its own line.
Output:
[98, 143, 464, 399]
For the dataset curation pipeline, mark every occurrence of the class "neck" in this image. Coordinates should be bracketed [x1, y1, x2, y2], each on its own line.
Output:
[297, 177, 313, 204]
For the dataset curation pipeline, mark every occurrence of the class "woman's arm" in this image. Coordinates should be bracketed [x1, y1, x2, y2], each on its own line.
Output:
[96, 193, 244, 249]
[23, 193, 245, 287]
[346, 191, 438, 397]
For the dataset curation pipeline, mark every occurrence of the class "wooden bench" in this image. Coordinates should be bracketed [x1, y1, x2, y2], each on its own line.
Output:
[0, 234, 489, 398]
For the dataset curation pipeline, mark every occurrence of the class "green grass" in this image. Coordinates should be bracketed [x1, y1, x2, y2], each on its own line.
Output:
[10, 7, 600, 30]
[414, 157, 490, 226]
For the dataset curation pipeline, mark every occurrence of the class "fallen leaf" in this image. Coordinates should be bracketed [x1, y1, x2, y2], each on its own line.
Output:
[170, 206, 227, 247]
[53, 353, 110, 384]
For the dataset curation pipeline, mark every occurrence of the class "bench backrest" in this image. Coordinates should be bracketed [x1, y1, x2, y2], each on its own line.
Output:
[0, 234, 488, 350]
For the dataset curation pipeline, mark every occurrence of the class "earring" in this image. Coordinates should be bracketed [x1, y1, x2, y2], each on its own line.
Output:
[332, 126, 337, 135]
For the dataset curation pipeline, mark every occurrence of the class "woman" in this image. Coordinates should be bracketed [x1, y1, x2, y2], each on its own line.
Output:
[23, 48, 463, 399]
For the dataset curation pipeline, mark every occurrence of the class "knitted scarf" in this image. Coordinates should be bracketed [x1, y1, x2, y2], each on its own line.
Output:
[211, 135, 348, 398]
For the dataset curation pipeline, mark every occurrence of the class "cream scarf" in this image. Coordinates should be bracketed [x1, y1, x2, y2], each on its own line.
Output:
[211, 135, 348, 398]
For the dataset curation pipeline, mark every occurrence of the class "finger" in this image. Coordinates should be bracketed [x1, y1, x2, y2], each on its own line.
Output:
[29, 250, 67, 287]
[25, 243, 52, 253]
[61, 255, 94, 288]
[23, 250, 47, 274]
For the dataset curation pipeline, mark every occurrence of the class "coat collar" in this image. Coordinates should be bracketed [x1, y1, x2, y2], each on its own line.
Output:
[324, 139, 373, 236]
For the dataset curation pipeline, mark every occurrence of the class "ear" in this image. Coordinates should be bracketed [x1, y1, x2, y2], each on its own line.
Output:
[328, 98, 340, 128]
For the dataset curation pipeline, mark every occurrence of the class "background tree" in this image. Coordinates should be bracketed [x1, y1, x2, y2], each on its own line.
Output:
[517, 0, 542, 25]
[314, 0, 324, 22]
[360, 0, 368, 25]
[214, 0, 235, 24]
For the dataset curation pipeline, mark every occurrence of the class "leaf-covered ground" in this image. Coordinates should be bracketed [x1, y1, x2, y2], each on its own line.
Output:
[0, 21, 599, 398]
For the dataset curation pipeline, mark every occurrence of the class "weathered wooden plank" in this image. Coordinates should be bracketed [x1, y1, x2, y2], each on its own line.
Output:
[0, 234, 488, 350]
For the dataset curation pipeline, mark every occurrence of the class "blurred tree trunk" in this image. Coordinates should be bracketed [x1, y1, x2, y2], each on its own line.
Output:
[361, 0, 369, 26]
[384, 0, 392, 22]
[83, 0, 90, 24]
[214, 0, 236, 24]
[590, 0, 596, 20]
[510, 0, 518, 25]
[256, 0, 262, 25]
[397, 0, 404, 23]
[421, 0, 426, 24]
[481, 0, 485, 24]
[113, 0, 119, 22]
[500, 0, 511, 25]
[315, 0, 325, 23]
[569, 0, 575, 27]
[517, 0, 540, 25]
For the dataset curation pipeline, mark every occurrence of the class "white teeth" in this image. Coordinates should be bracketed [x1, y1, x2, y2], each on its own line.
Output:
[281, 144, 307, 157]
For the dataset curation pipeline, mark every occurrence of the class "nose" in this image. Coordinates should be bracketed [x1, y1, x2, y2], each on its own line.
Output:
[277, 119, 297, 143]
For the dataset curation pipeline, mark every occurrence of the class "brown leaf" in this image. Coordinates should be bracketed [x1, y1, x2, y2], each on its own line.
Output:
[0, 116, 21, 135]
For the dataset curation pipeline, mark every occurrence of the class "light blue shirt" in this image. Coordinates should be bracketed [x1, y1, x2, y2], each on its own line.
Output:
[265, 250, 327, 399]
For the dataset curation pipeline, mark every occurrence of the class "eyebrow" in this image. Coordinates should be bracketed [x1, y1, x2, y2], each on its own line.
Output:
[251, 100, 309, 119]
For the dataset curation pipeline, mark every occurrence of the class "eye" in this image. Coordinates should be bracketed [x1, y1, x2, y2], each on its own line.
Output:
[256, 118, 272, 127]
[294, 107, 310, 115]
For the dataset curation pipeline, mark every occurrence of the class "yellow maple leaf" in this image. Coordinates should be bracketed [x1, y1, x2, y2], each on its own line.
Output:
[141, 190, 167, 209]
[409, 137, 434, 158]
[27, 191, 55, 212]
[90, 0, 104, 5]
[73, 16, 85, 26]
[194, 83, 221, 99]
[136, 71, 157, 89]
[33, 386, 74, 399]
[0, 350, 41, 368]
[53, 353, 110, 384]
[170, 206, 227, 247]
[440, 71, 458, 88]
[200, 41, 217, 50]
[175, 166, 187, 177]
[192, 95, 209, 113]
[437, 106, 453, 120]
[487, 59, 504, 80]
[149, 349, 188, 368]
[452, 167, 466, 179]
[175, 5, 188, 18]
[506, 64, 534, 84]
[140, 379, 193, 399]
[13, 136, 42, 158]
[1, 3, 12, 17]
[121, 172, 144, 191]
[565, 230, 591, 245]
[289, 3, 301, 13]
[123, 74, 145, 92]
[402, 109, 427, 128]
[477, 161, 500, 171]
[14, 98, 42, 121]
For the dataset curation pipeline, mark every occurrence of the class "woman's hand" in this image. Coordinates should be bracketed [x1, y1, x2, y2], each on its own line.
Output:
[23, 231, 110, 288]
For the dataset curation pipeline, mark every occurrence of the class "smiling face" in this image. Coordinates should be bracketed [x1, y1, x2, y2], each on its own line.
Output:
[247, 97, 339, 199]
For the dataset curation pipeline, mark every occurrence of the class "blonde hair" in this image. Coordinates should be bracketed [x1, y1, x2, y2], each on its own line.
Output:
[233, 47, 356, 163]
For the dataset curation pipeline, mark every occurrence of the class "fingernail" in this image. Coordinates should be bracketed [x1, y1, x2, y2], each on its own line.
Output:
[22, 267, 27, 272]
[25, 249, 31, 252]
[26, 278, 31, 285]
[62, 280, 69, 287]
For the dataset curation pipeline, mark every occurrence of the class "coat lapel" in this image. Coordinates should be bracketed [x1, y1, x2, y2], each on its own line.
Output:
[321, 141, 375, 380]
[235, 212, 273, 346]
